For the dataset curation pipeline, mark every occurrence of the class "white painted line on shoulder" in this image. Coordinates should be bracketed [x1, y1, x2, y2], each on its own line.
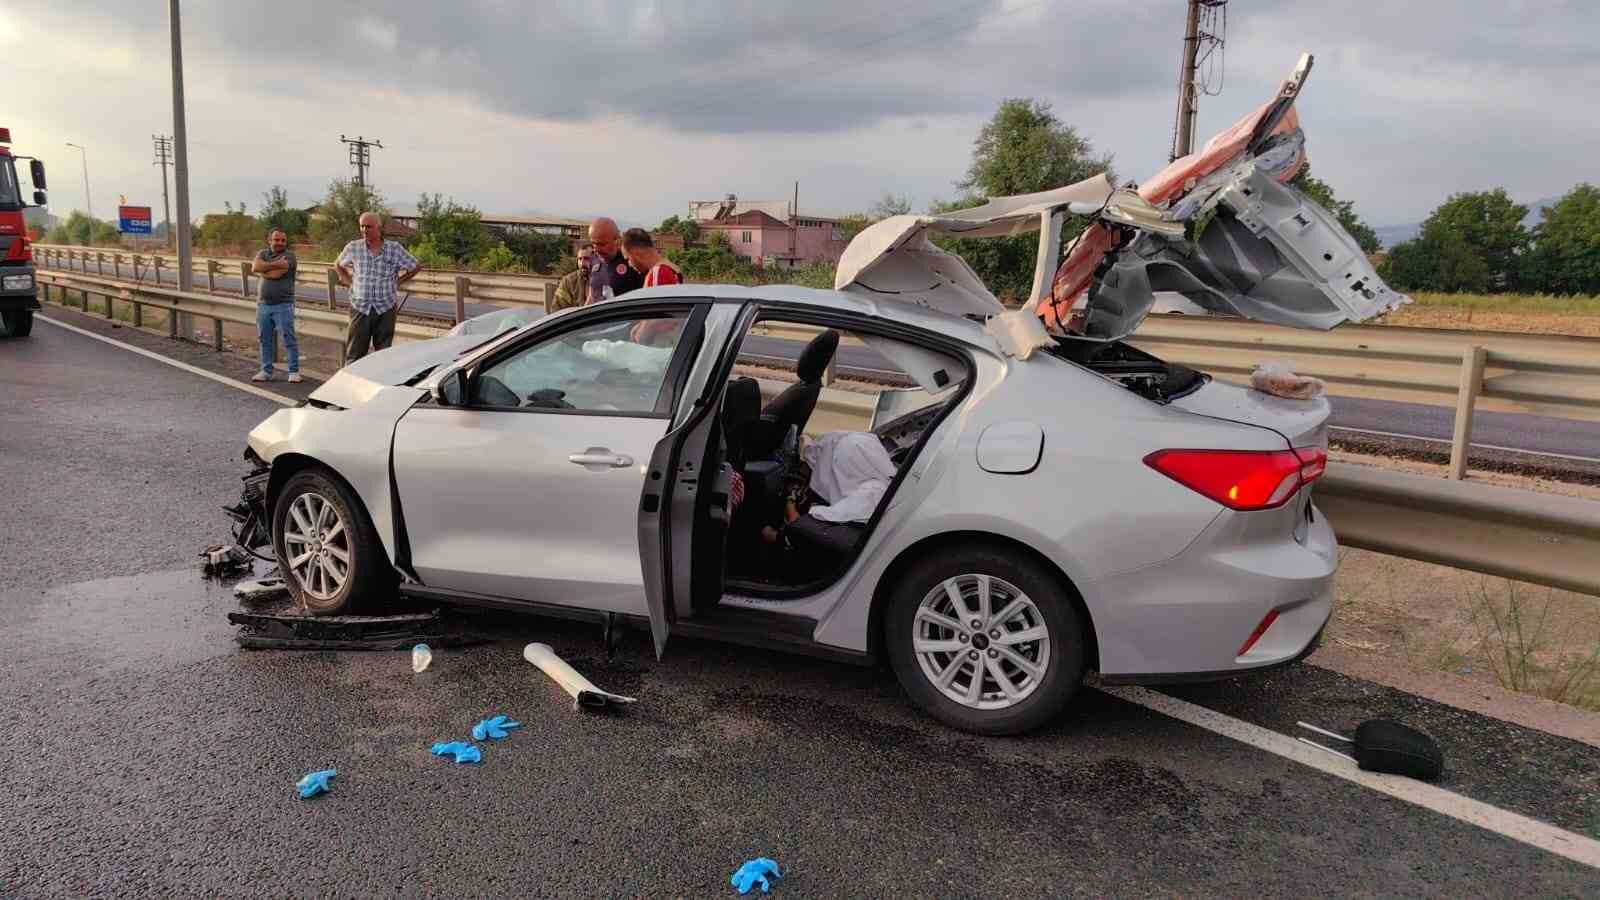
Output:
[1102, 685, 1600, 871]
[37, 314, 296, 407]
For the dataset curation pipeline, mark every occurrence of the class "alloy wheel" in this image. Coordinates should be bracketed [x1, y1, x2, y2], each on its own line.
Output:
[912, 574, 1052, 711]
[282, 492, 351, 602]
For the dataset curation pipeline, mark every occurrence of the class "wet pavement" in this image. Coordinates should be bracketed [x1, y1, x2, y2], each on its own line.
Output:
[1, 313, 1597, 897]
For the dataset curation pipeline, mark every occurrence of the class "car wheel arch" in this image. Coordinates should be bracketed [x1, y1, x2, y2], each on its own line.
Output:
[267, 454, 394, 559]
[867, 530, 1100, 672]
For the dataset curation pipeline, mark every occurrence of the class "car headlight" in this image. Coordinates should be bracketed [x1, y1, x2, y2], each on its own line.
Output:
[2, 274, 33, 291]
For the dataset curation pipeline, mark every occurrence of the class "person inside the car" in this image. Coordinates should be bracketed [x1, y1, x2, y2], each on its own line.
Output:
[759, 431, 897, 569]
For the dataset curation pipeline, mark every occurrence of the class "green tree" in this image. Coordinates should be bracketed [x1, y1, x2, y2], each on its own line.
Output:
[958, 98, 1113, 198]
[47, 211, 122, 246]
[499, 230, 570, 274]
[1291, 167, 1379, 254]
[1419, 189, 1530, 289]
[934, 98, 1113, 302]
[412, 193, 492, 266]
[1523, 184, 1600, 295]
[310, 179, 389, 254]
[656, 214, 702, 245]
[834, 213, 873, 244]
[258, 186, 309, 240]
[870, 193, 912, 219]
[473, 241, 525, 273]
[194, 210, 262, 248]
[1380, 225, 1491, 293]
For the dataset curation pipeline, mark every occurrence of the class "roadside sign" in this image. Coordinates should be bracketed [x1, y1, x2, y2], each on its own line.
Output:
[118, 205, 153, 235]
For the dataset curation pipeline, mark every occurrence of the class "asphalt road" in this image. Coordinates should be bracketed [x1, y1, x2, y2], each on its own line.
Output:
[47, 255, 1600, 462]
[1, 313, 1596, 896]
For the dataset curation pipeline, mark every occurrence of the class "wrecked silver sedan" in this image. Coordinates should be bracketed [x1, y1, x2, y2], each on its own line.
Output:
[231, 55, 1404, 734]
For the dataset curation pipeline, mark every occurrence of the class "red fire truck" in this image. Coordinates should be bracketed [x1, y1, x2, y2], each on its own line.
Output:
[1, 126, 47, 337]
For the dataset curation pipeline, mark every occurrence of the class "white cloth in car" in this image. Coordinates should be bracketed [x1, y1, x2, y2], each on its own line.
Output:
[802, 431, 897, 524]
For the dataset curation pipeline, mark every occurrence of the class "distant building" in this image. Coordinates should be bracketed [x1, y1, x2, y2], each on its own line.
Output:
[690, 194, 847, 268]
[388, 208, 588, 241]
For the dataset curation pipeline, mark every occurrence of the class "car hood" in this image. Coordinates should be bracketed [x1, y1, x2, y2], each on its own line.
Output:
[309, 334, 485, 408]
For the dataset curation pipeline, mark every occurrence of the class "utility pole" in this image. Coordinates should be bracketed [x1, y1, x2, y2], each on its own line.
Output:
[1170, 0, 1228, 161]
[170, 0, 196, 353]
[64, 143, 92, 220]
[153, 135, 174, 249]
[340, 134, 383, 188]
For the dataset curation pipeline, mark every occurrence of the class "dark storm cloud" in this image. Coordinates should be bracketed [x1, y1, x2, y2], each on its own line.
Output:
[44, 0, 1178, 133]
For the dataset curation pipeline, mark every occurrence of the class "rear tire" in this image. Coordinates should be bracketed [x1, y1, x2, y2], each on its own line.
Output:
[885, 546, 1086, 735]
[273, 468, 395, 615]
[1, 308, 32, 337]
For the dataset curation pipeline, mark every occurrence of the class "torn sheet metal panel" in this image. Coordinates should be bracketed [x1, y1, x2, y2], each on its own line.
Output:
[228, 610, 468, 650]
[523, 642, 636, 709]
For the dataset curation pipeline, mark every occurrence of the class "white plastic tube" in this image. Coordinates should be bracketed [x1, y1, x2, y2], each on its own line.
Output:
[523, 642, 637, 710]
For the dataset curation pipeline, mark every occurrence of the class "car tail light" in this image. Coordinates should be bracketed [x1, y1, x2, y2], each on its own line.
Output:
[1144, 448, 1323, 511]
[1237, 609, 1281, 656]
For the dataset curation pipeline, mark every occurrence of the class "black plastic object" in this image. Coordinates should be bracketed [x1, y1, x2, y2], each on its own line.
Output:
[1353, 719, 1444, 781]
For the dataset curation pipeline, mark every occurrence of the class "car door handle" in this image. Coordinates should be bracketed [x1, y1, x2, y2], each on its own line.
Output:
[569, 450, 634, 469]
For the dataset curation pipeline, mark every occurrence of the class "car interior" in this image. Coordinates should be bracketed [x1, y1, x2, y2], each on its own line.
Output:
[686, 317, 971, 607]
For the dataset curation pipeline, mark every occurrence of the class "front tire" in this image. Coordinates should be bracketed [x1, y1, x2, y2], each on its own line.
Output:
[1, 308, 32, 337]
[885, 547, 1087, 735]
[273, 469, 394, 615]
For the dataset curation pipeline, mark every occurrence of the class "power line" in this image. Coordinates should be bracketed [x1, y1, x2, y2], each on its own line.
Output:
[153, 134, 174, 249]
[339, 134, 383, 187]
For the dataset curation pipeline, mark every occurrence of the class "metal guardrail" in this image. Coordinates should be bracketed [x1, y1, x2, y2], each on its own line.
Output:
[36, 270, 440, 358]
[34, 269, 1600, 596]
[1316, 463, 1600, 596]
[1128, 316, 1600, 478]
[33, 244, 559, 321]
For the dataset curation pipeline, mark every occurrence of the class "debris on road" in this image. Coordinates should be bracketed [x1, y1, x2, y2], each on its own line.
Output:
[412, 643, 433, 673]
[524, 642, 637, 710]
[235, 573, 289, 603]
[429, 741, 482, 765]
[295, 769, 337, 799]
[228, 609, 472, 651]
[471, 715, 521, 742]
[200, 543, 252, 579]
[731, 858, 783, 894]
[1297, 719, 1444, 781]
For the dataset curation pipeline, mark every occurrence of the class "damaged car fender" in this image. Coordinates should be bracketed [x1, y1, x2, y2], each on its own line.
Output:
[247, 385, 429, 568]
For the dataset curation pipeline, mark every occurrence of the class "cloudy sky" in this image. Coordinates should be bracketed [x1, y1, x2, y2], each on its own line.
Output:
[8, 1, 1596, 234]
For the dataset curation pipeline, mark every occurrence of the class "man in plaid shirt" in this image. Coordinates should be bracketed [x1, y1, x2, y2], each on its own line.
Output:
[335, 212, 422, 361]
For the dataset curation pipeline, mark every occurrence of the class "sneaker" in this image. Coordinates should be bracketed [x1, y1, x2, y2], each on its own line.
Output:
[286, 372, 303, 384]
[251, 370, 273, 382]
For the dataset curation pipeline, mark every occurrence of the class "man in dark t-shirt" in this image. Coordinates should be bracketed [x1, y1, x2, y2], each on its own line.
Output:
[250, 229, 300, 382]
[587, 217, 644, 304]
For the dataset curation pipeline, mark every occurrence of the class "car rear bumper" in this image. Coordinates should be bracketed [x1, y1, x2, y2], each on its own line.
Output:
[1082, 502, 1339, 680]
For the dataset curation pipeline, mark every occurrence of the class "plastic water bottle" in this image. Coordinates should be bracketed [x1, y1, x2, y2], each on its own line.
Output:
[412, 643, 432, 673]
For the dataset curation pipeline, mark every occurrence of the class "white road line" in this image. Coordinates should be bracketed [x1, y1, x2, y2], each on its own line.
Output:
[1102, 685, 1600, 870]
[36, 314, 296, 407]
[1331, 426, 1600, 465]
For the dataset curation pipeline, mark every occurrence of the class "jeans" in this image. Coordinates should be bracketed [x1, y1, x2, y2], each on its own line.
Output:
[257, 302, 299, 374]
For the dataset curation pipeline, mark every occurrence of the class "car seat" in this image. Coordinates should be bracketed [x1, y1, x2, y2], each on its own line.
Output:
[749, 329, 839, 456]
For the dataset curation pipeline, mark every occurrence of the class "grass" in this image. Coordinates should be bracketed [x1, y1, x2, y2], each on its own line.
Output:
[1408, 291, 1600, 315]
[1331, 549, 1600, 712]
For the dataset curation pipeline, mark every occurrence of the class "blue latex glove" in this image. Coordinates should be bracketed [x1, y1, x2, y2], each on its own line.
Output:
[296, 768, 337, 799]
[471, 715, 523, 742]
[429, 741, 482, 764]
[731, 858, 782, 894]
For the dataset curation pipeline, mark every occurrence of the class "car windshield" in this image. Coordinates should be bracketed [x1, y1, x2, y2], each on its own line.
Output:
[0, 159, 20, 208]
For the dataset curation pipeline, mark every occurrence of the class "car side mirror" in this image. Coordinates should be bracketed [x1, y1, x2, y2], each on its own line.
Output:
[32, 190, 46, 207]
[29, 159, 45, 190]
[435, 368, 469, 406]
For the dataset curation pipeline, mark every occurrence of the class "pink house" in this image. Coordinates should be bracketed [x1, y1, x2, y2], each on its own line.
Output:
[695, 207, 849, 268]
